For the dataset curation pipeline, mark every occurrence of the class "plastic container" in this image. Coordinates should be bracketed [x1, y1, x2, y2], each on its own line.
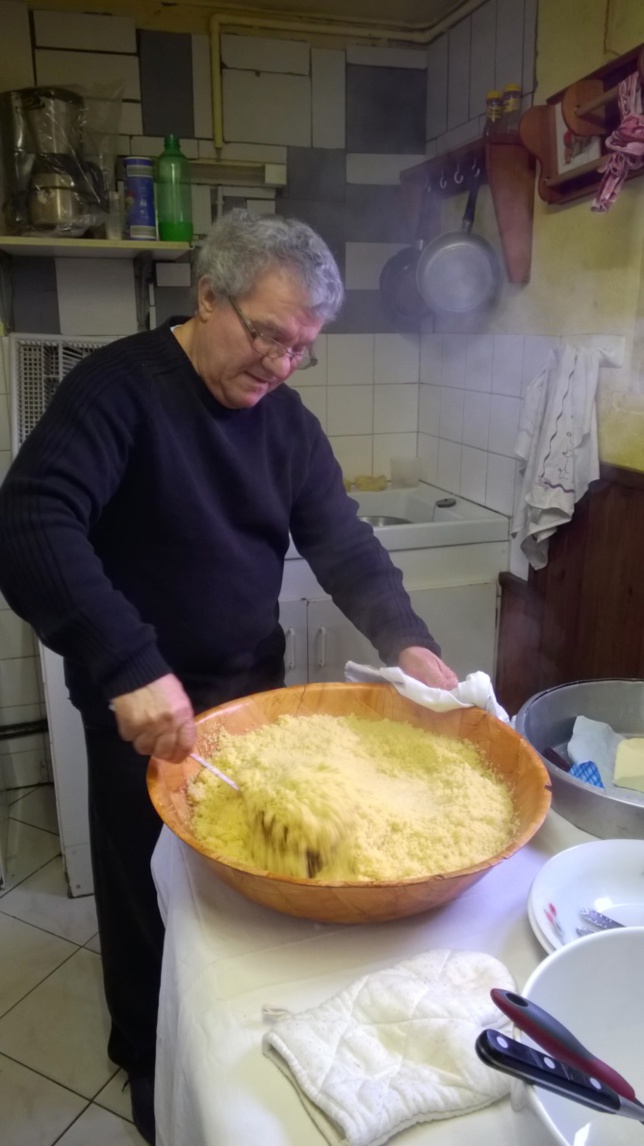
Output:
[155, 134, 193, 243]
[123, 156, 156, 240]
[500, 82, 522, 132]
[483, 89, 503, 137]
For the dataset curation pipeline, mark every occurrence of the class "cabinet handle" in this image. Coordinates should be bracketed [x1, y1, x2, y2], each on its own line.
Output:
[284, 627, 296, 671]
[316, 626, 327, 668]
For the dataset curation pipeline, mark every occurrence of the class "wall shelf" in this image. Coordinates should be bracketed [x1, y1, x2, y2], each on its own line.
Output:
[400, 132, 536, 284]
[0, 236, 191, 260]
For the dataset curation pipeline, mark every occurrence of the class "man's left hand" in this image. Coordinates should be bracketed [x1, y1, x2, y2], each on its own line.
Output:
[398, 646, 459, 690]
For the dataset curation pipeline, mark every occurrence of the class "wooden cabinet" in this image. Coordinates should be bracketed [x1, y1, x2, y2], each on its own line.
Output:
[495, 465, 644, 716]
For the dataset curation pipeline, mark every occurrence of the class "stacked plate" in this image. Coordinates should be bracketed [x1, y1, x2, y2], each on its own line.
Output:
[528, 838, 644, 953]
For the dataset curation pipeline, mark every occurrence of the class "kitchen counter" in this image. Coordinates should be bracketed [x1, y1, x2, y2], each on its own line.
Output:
[151, 809, 593, 1146]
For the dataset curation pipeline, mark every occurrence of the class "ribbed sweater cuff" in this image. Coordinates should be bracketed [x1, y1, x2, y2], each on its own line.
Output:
[101, 645, 173, 701]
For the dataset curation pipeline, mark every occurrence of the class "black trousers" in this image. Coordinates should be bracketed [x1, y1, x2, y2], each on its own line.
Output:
[83, 658, 285, 1077]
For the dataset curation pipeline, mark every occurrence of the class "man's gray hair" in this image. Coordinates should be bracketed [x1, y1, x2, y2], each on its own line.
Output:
[194, 209, 344, 323]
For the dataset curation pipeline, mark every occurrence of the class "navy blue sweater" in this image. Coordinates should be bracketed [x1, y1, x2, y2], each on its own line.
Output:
[0, 320, 438, 718]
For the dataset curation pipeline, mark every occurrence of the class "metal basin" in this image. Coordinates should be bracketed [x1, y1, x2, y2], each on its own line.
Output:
[515, 679, 644, 839]
[358, 514, 412, 527]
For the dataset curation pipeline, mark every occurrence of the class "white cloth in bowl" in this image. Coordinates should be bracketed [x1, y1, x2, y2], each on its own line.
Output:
[344, 662, 509, 724]
[263, 948, 515, 1146]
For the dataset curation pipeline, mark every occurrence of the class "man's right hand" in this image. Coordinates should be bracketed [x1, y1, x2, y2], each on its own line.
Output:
[110, 673, 196, 763]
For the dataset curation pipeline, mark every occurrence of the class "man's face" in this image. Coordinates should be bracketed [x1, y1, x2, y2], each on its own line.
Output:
[191, 268, 324, 409]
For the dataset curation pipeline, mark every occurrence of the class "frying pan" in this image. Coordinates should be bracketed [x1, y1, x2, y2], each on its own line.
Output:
[379, 181, 432, 326]
[416, 168, 501, 317]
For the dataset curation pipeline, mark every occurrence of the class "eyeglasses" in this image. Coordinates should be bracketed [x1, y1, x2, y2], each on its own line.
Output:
[228, 296, 317, 371]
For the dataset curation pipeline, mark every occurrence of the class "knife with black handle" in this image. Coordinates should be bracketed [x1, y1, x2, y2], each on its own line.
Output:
[490, 987, 639, 1102]
[476, 1029, 644, 1122]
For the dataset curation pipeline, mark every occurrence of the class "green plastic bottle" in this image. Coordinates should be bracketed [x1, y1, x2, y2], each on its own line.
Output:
[154, 134, 193, 242]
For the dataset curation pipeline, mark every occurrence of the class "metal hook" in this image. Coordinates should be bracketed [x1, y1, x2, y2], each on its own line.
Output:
[472, 159, 482, 178]
[454, 164, 464, 185]
[439, 170, 447, 190]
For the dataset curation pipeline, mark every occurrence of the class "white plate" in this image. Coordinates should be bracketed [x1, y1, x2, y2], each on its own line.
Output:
[528, 838, 644, 951]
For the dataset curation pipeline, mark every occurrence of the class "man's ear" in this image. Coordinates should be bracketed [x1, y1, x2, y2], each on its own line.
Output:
[196, 277, 218, 321]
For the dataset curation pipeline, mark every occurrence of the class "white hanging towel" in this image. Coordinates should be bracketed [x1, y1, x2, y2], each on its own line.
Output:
[511, 344, 602, 570]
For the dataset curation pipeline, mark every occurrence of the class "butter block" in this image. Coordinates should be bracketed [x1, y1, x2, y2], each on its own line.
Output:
[614, 738, 644, 793]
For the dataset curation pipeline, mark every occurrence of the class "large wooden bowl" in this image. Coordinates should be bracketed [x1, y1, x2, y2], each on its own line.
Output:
[147, 682, 551, 924]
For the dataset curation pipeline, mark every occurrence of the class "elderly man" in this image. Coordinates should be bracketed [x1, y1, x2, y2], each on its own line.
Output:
[0, 210, 456, 1143]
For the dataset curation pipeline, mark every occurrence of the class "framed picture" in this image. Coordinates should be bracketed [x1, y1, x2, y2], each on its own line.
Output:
[553, 100, 602, 176]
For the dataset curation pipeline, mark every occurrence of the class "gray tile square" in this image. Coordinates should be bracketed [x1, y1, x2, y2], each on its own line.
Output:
[344, 185, 412, 244]
[346, 65, 426, 154]
[154, 287, 193, 327]
[11, 257, 60, 334]
[283, 147, 346, 202]
[329, 289, 407, 334]
[139, 30, 194, 139]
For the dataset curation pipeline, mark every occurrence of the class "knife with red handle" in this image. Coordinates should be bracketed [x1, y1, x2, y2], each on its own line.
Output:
[490, 988, 639, 1103]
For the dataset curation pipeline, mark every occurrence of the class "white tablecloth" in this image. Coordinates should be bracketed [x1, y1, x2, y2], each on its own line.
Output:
[151, 811, 592, 1146]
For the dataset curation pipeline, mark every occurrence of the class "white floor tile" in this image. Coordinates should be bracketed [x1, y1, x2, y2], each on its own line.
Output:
[0, 1051, 88, 1146]
[0, 857, 98, 945]
[95, 1068, 133, 1121]
[6, 786, 37, 806]
[0, 820, 61, 896]
[0, 946, 113, 1098]
[85, 931, 102, 954]
[56, 1102, 147, 1145]
[10, 783, 59, 834]
[0, 913, 75, 1016]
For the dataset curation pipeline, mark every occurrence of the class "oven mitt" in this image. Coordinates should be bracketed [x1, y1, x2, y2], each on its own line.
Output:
[263, 949, 515, 1146]
[344, 662, 509, 724]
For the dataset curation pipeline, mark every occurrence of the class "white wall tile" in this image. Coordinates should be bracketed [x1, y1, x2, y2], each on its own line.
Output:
[495, 0, 526, 95]
[437, 438, 462, 494]
[346, 154, 427, 185]
[34, 11, 136, 52]
[435, 118, 482, 152]
[219, 184, 275, 199]
[223, 71, 311, 147]
[374, 333, 419, 385]
[419, 384, 441, 434]
[345, 243, 406, 291]
[447, 19, 471, 129]
[439, 386, 464, 441]
[522, 336, 560, 388]
[119, 102, 143, 137]
[346, 45, 427, 68]
[441, 334, 467, 387]
[374, 384, 419, 434]
[462, 391, 491, 450]
[312, 49, 345, 149]
[465, 334, 494, 391]
[0, 450, 11, 483]
[488, 394, 521, 456]
[418, 432, 439, 485]
[372, 433, 418, 477]
[0, 611, 35, 659]
[492, 335, 524, 396]
[420, 334, 442, 384]
[0, 656, 40, 707]
[469, 0, 497, 120]
[130, 136, 198, 159]
[460, 445, 488, 503]
[35, 49, 140, 100]
[327, 335, 373, 386]
[329, 435, 372, 478]
[0, 702, 44, 726]
[0, 0, 35, 89]
[327, 386, 373, 436]
[296, 386, 326, 429]
[55, 259, 137, 337]
[426, 34, 448, 140]
[192, 34, 213, 140]
[486, 451, 515, 514]
[221, 34, 309, 74]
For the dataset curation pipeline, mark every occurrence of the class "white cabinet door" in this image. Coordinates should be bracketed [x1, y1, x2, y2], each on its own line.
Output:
[408, 583, 498, 679]
[306, 599, 382, 683]
[278, 599, 308, 686]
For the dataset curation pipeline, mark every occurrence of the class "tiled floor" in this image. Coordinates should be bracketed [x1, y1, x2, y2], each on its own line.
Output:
[0, 784, 147, 1146]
